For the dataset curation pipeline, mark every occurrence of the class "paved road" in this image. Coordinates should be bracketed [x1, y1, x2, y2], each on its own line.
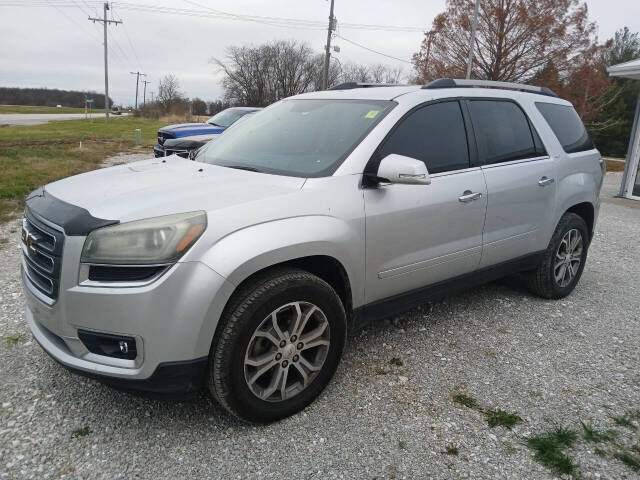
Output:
[0, 112, 129, 126]
[0, 172, 638, 479]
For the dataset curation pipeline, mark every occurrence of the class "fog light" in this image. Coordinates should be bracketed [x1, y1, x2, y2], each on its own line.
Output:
[78, 329, 137, 360]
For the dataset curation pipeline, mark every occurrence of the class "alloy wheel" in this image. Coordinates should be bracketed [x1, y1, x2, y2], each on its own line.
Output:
[554, 228, 583, 287]
[244, 301, 330, 402]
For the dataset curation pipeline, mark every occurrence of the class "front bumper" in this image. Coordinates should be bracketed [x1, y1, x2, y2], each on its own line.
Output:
[153, 144, 165, 157]
[22, 232, 235, 392]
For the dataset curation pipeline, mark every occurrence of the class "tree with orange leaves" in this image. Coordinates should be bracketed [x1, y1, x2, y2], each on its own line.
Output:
[413, 0, 611, 124]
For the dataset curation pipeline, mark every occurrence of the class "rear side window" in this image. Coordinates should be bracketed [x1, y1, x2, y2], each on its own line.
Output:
[379, 101, 469, 174]
[535, 102, 595, 153]
[468, 100, 538, 164]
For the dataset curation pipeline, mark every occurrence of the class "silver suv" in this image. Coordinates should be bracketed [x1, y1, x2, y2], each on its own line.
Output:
[22, 79, 604, 422]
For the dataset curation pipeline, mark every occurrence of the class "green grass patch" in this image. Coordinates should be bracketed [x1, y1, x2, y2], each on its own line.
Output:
[389, 357, 403, 366]
[453, 393, 478, 409]
[0, 117, 162, 222]
[0, 105, 86, 114]
[525, 427, 578, 477]
[486, 409, 522, 429]
[594, 447, 607, 458]
[614, 451, 640, 472]
[580, 421, 618, 443]
[6, 334, 24, 346]
[612, 411, 638, 431]
[398, 440, 407, 450]
[445, 444, 459, 455]
[71, 426, 91, 438]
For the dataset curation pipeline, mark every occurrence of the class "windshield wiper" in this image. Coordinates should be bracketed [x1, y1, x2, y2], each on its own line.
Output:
[207, 122, 222, 127]
[223, 164, 262, 172]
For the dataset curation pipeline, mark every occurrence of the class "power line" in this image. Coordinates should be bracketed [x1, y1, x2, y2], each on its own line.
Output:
[334, 34, 413, 64]
[2, 0, 426, 32]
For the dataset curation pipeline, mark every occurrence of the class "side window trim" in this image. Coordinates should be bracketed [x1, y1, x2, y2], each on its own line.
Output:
[465, 97, 545, 166]
[365, 98, 472, 177]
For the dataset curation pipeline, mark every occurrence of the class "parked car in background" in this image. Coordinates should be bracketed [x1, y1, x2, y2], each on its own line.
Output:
[22, 79, 603, 423]
[154, 106, 260, 157]
[161, 111, 257, 159]
[110, 105, 122, 115]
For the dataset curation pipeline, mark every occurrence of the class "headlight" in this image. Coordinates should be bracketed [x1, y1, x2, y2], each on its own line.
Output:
[81, 211, 207, 265]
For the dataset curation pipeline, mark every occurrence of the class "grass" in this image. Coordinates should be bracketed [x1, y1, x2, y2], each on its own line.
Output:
[453, 393, 478, 409]
[0, 104, 86, 114]
[486, 409, 522, 429]
[612, 411, 638, 431]
[71, 426, 91, 438]
[398, 440, 407, 450]
[6, 334, 25, 346]
[445, 444, 459, 455]
[525, 427, 578, 477]
[614, 451, 640, 472]
[604, 158, 626, 172]
[389, 357, 403, 366]
[0, 117, 163, 222]
[580, 421, 618, 443]
[594, 447, 607, 458]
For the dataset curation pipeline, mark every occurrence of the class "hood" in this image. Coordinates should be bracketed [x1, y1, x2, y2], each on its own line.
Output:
[43, 156, 306, 224]
[159, 122, 225, 138]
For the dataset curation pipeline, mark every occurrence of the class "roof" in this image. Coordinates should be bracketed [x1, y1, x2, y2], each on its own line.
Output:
[607, 57, 640, 80]
[291, 86, 422, 101]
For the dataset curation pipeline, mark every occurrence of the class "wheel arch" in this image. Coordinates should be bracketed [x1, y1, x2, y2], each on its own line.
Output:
[566, 202, 594, 241]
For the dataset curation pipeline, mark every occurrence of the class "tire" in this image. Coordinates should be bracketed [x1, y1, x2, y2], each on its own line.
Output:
[526, 212, 589, 299]
[207, 267, 347, 423]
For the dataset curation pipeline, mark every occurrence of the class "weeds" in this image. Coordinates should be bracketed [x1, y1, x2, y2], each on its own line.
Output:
[453, 393, 478, 409]
[580, 421, 618, 443]
[6, 334, 24, 346]
[71, 427, 91, 438]
[389, 357, 403, 367]
[525, 427, 578, 477]
[614, 451, 640, 472]
[445, 444, 459, 455]
[612, 411, 638, 431]
[486, 409, 522, 429]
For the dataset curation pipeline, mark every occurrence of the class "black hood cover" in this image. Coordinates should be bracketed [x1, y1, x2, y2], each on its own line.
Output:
[25, 187, 118, 236]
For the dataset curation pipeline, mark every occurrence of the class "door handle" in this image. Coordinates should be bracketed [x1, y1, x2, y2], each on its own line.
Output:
[538, 176, 555, 187]
[458, 190, 482, 203]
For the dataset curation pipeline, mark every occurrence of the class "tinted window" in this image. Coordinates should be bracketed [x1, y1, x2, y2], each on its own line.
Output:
[200, 99, 394, 177]
[468, 100, 537, 164]
[379, 101, 469, 174]
[536, 102, 595, 153]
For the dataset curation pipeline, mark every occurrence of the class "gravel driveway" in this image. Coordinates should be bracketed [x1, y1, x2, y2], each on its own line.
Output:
[1, 173, 639, 479]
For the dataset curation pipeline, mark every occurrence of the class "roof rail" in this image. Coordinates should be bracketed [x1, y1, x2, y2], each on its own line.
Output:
[422, 78, 557, 98]
[328, 82, 405, 90]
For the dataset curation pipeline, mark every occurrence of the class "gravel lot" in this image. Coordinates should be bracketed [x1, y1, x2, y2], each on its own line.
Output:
[1, 172, 639, 479]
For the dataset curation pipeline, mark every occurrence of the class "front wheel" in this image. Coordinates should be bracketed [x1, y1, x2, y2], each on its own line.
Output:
[526, 212, 589, 299]
[207, 268, 347, 423]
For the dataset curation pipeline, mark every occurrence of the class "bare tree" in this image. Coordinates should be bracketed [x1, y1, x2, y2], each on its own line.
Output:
[157, 74, 183, 112]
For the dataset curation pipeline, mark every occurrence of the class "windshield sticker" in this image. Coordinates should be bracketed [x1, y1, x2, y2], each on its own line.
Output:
[364, 110, 380, 119]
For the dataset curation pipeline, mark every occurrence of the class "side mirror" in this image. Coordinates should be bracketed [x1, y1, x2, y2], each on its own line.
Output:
[376, 153, 431, 185]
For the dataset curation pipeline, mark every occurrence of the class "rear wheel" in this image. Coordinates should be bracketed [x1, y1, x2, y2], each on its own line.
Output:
[208, 268, 347, 423]
[526, 212, 589, 299]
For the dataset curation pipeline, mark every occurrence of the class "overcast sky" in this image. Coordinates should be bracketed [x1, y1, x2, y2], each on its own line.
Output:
[1, 0, 639, 106]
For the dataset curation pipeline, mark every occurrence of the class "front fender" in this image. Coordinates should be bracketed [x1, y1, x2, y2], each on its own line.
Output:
[197, 215, 365, 307]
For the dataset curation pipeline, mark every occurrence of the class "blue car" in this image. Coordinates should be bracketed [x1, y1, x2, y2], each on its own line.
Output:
[154, 106, 260, 157]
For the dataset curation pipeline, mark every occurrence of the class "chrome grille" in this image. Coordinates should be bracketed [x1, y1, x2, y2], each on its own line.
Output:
[22, 211, 64, 300]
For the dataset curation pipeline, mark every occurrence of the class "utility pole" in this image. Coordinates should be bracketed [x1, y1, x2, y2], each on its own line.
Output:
[130, 71, 146, 110]
[89, 3, 122, 122]
[466, 0, 480, 79]
[321, 0, 336, 90]
[142, 79, 150, 106]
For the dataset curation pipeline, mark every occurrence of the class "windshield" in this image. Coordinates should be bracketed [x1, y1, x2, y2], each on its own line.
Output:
[198, 99, 394, 177]
[207, 108, 252, 128]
